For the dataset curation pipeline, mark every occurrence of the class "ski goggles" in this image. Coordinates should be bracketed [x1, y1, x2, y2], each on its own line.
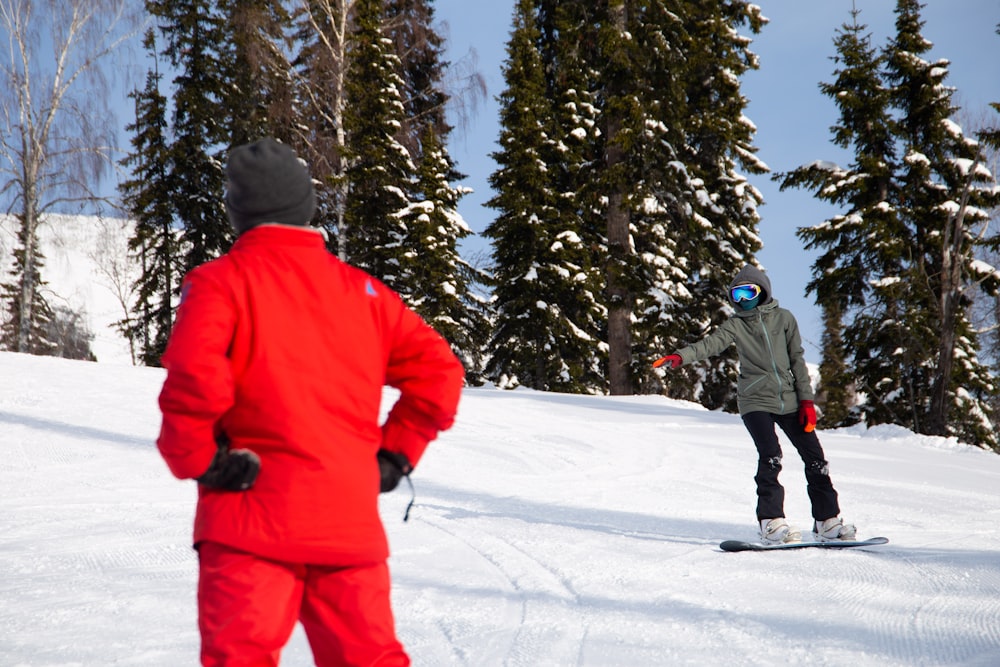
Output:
[731, 284, 762, 303]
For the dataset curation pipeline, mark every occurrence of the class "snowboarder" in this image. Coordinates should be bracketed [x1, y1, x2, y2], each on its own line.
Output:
[156, 137, 465, 666]
[654, 264, 856, 545]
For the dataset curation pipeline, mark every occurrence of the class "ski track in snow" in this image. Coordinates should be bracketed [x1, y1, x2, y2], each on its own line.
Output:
[1, 354, 1000, 665]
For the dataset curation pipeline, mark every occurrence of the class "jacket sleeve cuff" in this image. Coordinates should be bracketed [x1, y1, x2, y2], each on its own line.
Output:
[381, 419, 434, 468]
[156, 422, 218, 480]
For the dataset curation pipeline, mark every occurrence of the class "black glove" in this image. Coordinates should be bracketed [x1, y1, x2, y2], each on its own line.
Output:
[377, 449, 411, 493]
[197, 436, 260, 491]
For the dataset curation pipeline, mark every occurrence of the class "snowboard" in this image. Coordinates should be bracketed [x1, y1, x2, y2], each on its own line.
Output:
[719, 536, 889, 552]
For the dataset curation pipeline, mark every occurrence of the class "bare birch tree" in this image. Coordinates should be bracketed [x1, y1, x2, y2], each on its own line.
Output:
[0, 0, 141, 352]
[294, 0, 354, 260]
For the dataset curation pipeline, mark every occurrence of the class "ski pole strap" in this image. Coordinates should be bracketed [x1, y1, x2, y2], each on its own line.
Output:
[402, 473, 415, 522]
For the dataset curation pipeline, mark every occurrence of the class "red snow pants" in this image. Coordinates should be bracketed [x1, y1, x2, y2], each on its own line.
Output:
[197, 541, 410, 667]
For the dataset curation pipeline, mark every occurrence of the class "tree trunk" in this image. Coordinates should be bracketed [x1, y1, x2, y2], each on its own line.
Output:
[298, 0, 352, 261]
[605, 1, 631, 395]
[927, 176, 973, 435]
[16, 182, 38, 353]
[607, 187, 631, 394]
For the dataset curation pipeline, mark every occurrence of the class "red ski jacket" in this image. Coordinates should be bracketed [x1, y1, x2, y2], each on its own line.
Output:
[157, 225, 464, 565]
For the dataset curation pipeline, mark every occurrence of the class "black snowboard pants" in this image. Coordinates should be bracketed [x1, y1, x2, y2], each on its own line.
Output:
[741, 410, 840, 522]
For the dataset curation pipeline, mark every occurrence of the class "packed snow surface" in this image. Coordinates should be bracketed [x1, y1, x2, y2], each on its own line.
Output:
[2, 351, 999, 666]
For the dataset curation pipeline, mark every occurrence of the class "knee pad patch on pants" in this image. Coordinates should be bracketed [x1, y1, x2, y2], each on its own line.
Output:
[808, 460, 830, 476]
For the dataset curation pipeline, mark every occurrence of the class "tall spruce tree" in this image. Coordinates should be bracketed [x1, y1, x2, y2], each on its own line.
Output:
[488, 0, 767, 397]
[384, 0, 447, 156]
[383, 0, 491, 381]
[564, 0, 766, 398]
[486, 0, 605, 392]
[402, 128, 490, 381]
[531, 0, 606, 392]
[118, 30, 178, 366]
[884, 0, 1000, 447]
[975, 23, 1000, 438]
[128, 0, 284, 363]
[522, 0, 694, 395]
[647, 0, 766, 408]
[595, 0, 643, 395]
[147, 0, 232, 273]
[287, 1, 486, 378]
[485, 0, 562, 389]
[341, 0, 418, 290]
[778, 9, 896, 427]
[782, 2, 1000, 449]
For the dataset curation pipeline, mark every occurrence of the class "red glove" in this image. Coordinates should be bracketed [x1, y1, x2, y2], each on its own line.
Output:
[653, 354, 682, 369]
[798, 400, 816, 433]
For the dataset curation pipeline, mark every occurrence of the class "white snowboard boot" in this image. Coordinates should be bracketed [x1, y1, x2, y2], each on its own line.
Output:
[813, 517, 857, 542]
[759, 518, 802, 545]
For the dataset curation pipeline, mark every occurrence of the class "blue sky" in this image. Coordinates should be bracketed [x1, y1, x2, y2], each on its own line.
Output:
[435, 0, 1000, 364]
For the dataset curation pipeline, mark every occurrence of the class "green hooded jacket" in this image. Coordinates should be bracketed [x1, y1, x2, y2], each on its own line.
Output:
[673, 265, 814, 416]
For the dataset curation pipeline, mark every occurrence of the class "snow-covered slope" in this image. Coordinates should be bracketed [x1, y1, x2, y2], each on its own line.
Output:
[0, 214, 136, 365]
[2, 351, 998, 665]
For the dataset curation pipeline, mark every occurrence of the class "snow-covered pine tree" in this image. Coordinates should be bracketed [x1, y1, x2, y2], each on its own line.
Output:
[974, 34, 1000, 444]
[0, 215, 57, 356]
[522, 0, 681, 395]
[485, 0, 562, 390]
[486, 0, 604, 392]
[384, 0, 447, 158]
[593, 0, 645, 396]
[567, 0, 766, 399]
[127, 0, 294, 362]
[341, 0, 417, 292]
[884, 0, 1000, 448]
[384, 0, 491, 382]
[534, 0, 607, 391]
[782, 1, 1000, 449]
[489, 0, 768, 398]
[147, 0, 232, 273]
[118, 30, 179, 367]
[647, 0, 766, 409]
[401, 129, 490, 382]
[778, 8, 896, 428]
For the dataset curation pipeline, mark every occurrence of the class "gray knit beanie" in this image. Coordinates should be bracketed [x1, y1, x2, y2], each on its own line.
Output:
[224, 138, 316, 234]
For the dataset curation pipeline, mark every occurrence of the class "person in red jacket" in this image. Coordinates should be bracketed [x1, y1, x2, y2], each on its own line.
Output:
[157, 137, 464, 667]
